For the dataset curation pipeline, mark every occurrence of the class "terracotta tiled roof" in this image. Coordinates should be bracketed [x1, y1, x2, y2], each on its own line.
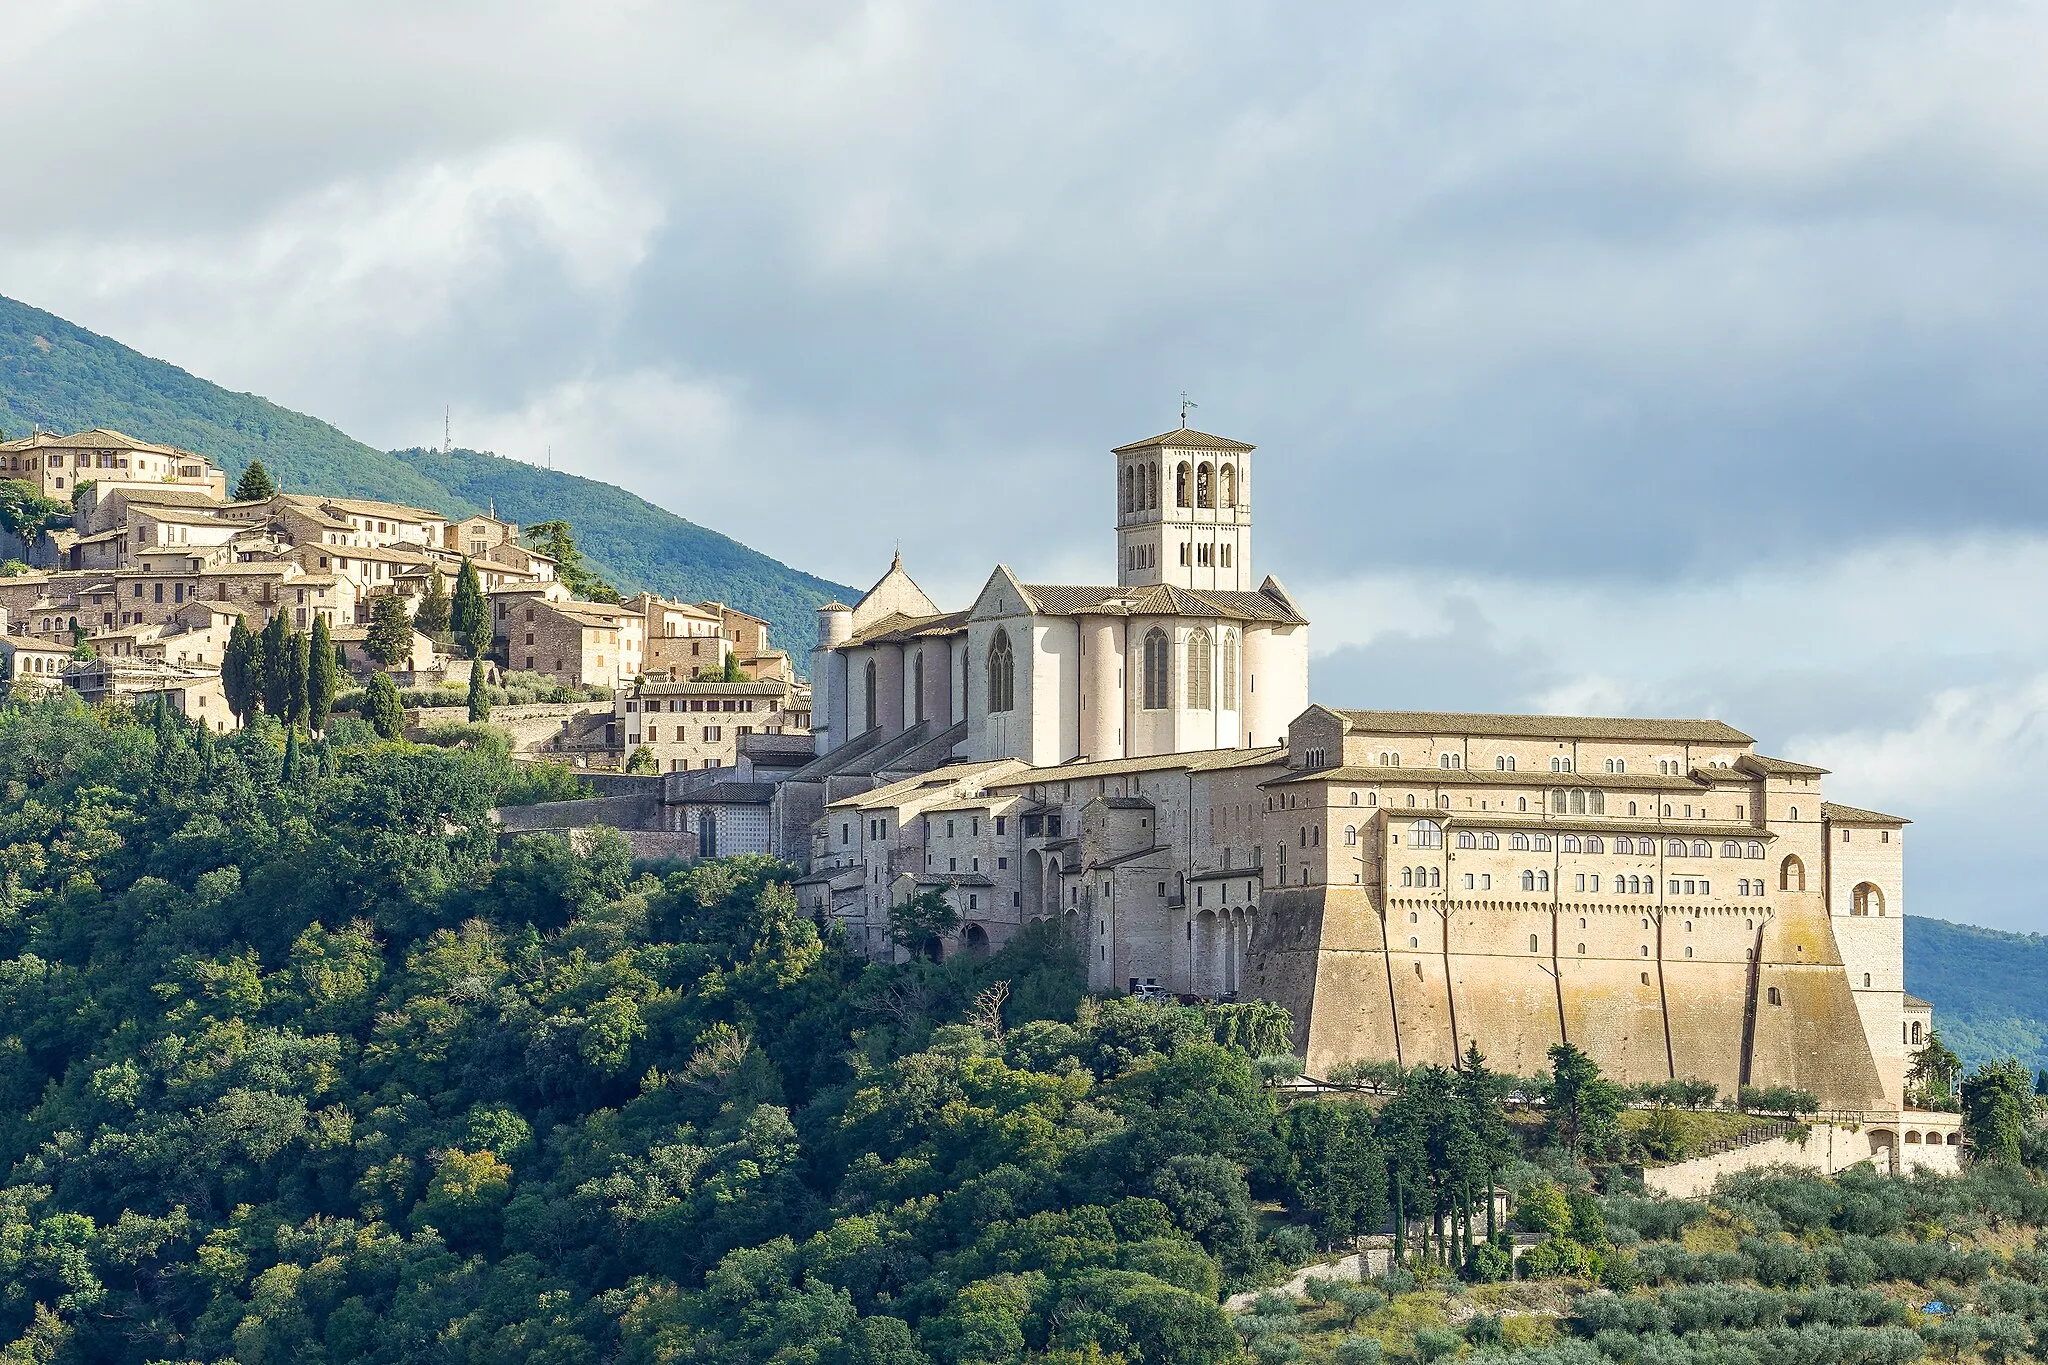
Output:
[1016, 581, 1305, 625]
[987, 746, 1286, 786]
[1111, 426, 1256, 454]
[1822, 801, 1910, 826]
[1329, 708, 1754, 745]
[1743, 754, 1831, 778]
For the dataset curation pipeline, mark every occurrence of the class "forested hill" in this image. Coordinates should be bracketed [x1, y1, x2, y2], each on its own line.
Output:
[0, 294, 853, 656]
[1906, 915, 2048, 1074]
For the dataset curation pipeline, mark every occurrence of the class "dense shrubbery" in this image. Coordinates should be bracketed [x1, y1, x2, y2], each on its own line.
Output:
[0, 696, 1325, 1362]
[7, 693, 2048, 1364]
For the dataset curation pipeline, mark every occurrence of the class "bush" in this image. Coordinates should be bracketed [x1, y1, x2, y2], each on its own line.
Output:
[1464, 1313, 1503, 1345]
[1414, 1327, 1462, 1361]
[1333, 1337, 1383, 1365]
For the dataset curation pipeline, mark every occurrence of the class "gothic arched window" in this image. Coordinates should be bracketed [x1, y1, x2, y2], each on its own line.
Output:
[1220, 463, 1237, 507]
[863, 659, 877, 732]
[913, 649, 926, 723]
[1196, 462, 1214, 508]
[1175, 462, 1191, 508]
[987, 630, 1015, 713]
[1147, 463, 1159, 509]
[1142, 628, 1170, 710]
[1121, 466, 1134, 514]
[1221, 630, 1238, 709]
[1186, 628, 1212, 709]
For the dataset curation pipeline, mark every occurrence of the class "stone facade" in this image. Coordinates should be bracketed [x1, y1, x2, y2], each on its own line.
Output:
[491, 587, 640, 687]
[618, 678, 809, 773]
[1240, 708, 1913, 1114]
[0, 427, 228, 500]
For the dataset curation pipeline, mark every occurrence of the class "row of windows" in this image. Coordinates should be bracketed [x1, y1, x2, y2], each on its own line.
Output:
[1361, 754, 1725, 777]
[632, 698, 758, 713]
[1375, 821, 1770, 860]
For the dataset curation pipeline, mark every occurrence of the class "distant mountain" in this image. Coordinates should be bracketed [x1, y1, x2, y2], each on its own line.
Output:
[1906, 915, 2048, 1075]
[0, 294, 852, 658]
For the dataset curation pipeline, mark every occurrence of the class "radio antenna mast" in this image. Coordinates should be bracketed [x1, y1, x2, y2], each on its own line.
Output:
[443, 406, 451, 454]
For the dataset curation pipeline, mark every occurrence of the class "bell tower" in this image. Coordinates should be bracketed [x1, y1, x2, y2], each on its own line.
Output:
[1112, 423, 1255, 591]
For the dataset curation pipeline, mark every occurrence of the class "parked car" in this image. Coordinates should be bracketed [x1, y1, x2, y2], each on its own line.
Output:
[1129, 982, 1172, 1002]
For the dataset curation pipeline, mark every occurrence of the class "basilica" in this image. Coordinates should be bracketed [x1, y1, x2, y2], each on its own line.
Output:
[780, 420, 1945, 1164]
[806, 424, 1310, 768]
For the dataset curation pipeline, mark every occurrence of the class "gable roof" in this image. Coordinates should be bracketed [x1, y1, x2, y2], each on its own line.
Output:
[1111, 426, 1256, 454]
[1324, 707, 1754, 745]
[1822, 800, 1911, 826]
[1003, 578, 1306, 626]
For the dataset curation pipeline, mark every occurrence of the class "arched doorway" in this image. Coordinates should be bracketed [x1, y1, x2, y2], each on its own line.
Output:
[1023, 850, 1044, 917]
[1044, 858, 1064, 917]
[962, 923, 989, 957]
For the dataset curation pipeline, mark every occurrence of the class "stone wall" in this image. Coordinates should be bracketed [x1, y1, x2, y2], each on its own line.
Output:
[408, 701, 611, 756]
[1642, 1123, 1886, 1198]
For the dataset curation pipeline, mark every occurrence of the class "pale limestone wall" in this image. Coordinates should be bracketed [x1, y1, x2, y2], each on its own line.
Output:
[1829, 822, 1908, 1105]
[1079, 617, 1120, 760]
[1243, 623, 1308, 751]
[1643, 1123, 1884, 1199]
[410, 701, 612, 755]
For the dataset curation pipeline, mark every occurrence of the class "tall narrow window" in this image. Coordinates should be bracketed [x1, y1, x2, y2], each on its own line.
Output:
[1142, 628, 1170, 709]
[1220, 463, 1237, 506]
[987, 630, 1015, 713]
[864, 659, 877, 732]
[1147, 463, 1159, 509]
[913, 649, 926, 723]
[1186, 628, 1212, 709]
[1175, 462, 1191, 507]
[1196, 462, 1214, 508]
[1221, 631, 1239, 709]
[1121, 466, 1134, 514]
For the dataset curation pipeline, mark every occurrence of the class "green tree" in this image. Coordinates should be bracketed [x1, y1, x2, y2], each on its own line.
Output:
[1961, 1059, 2034, 1165]
[307, 615, 338, 732]
[364, 595, 415, 669]
[1908, 1029, 1963, 1110]
[287, 628, 311, 729]
[1284, 1101, 1388, 1242]
[222, 614, 257, 719]
[624, 744, 657, 775]
[364, 670, 405, 740]
[524, 520, 620, 601]
[890, 888, 960, 960]
[260, 612, 294, 717]
[413, 570, 452, 639]
[451, 556, 492, 659]
[1544, 1042, 1623, 1162]
[466, 661, 491, 724]
[234, 459, 278, 501]
[0, 479, 67, 546]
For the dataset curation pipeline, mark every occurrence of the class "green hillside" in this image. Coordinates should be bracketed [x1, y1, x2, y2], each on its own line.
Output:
[0, 293, 851, 657]
[1906, 915, 2048, 1073]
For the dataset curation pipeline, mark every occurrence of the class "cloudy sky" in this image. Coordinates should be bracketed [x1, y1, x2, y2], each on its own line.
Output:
[6, 1, 2047, 931]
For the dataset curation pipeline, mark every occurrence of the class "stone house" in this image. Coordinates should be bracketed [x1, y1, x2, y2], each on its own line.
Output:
[617, 677, 808, 773]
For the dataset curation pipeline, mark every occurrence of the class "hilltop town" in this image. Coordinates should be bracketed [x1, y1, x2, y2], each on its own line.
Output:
[0, 426, 811, 773]
[2, 421, 1951, 1175]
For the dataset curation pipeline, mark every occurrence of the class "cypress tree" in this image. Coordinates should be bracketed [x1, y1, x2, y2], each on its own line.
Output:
[222, 616, 255, 720]
[260, 612, 293, 717]
[308, 616, 338, 733]
[282, 724, 300, 781]
[288, 629, 311, 729]
[234, 460, 277, 502]
[451, 557, 491, 660]
[467, 660, 491, 723]
[365, 595, 415, 668]
[414, 569, 452, 639]
[365, 671, 404, 741]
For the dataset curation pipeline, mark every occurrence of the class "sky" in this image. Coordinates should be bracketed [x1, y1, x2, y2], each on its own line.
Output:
[5, 1, 2048, 932]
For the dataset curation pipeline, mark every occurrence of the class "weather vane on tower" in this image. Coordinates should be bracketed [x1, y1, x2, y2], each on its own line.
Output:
[1180, 392, 1197, 428]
